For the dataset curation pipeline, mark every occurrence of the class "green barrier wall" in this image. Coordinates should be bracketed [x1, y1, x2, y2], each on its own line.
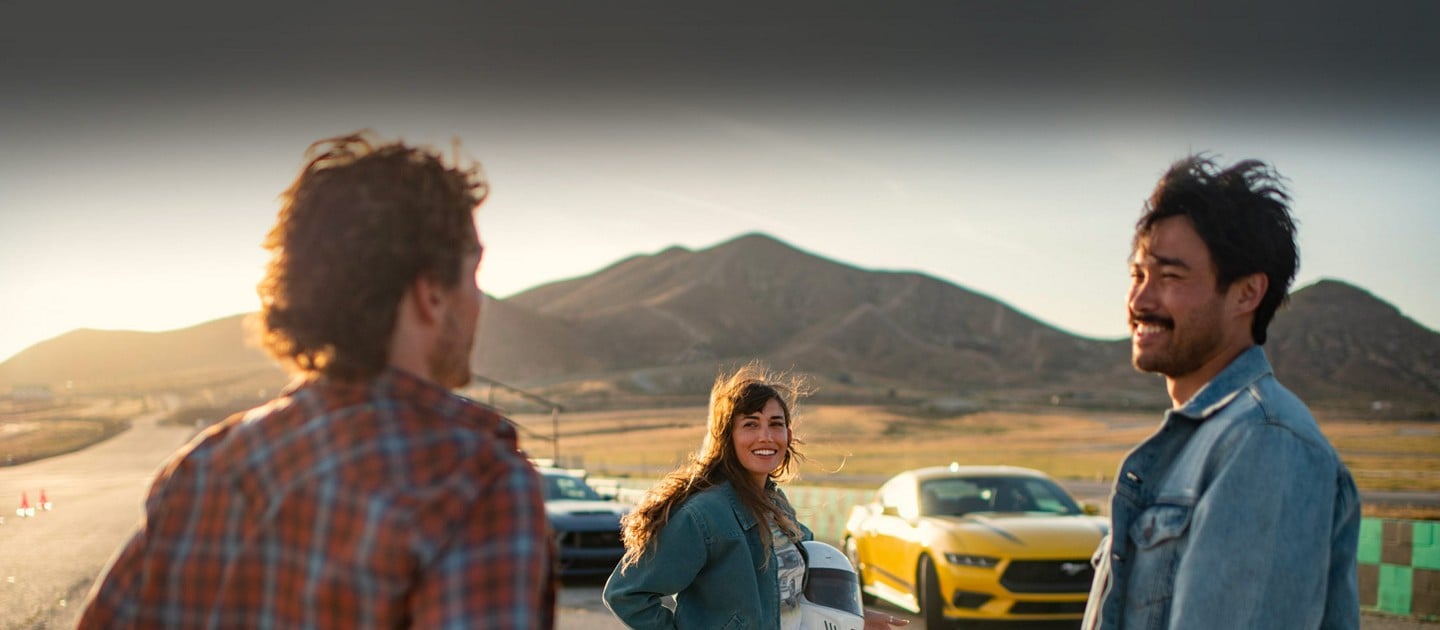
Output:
[596, 478, 1436, 621]
[1359, 518, 1440, 619]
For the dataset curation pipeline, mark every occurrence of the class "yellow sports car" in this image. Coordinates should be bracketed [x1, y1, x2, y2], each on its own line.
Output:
[842, 465, 1107, 627]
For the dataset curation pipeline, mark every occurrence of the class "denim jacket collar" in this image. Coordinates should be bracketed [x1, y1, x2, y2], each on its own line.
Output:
[721, 478, 780, 532]
[1173, 345, 1271, 422]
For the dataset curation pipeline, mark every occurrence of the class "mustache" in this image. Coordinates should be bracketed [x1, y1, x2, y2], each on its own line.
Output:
[1130, 313, 1174, 328]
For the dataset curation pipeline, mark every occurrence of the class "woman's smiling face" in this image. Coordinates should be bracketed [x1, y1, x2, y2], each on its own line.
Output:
[731, 397, 789, 487]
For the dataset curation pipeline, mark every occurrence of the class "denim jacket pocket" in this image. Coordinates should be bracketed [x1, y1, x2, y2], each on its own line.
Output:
[1128, 504, 1191, 549]
[1124, 504, 1192, 612]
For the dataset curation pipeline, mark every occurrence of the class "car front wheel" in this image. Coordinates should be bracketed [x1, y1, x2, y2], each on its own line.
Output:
[918, 554, 950, 630]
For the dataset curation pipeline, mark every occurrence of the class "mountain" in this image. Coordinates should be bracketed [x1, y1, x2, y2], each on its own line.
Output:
[505, 233, 1142, 395]
[471, 294, 609, 382]
[1267, 279, 1440, 410]
[3, 234, 1438, 415]
[0, 315, 280, 391]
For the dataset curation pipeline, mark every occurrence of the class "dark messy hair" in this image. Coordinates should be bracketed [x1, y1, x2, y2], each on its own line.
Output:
[618, 362, 809, 570]
[256, 131, 487, 379]
[1135, 155, 1298, 344]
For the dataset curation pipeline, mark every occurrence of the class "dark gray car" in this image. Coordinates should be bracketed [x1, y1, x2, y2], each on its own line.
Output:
[541, 469, 629, 577]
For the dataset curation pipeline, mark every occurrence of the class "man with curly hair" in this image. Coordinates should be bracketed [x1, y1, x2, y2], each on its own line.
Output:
[79, 132, 555, 628]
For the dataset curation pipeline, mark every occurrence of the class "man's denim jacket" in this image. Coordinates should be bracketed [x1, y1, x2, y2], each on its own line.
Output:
[604, 479, 813, 629]
[1082, 346, 1361, 629]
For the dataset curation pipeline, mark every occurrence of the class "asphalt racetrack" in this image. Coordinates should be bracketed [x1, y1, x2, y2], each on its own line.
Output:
[0, 411, 1430, 629]
[0, 408, 192, 628]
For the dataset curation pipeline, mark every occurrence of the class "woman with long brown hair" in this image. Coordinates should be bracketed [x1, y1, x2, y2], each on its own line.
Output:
[603, 363, 905, 629]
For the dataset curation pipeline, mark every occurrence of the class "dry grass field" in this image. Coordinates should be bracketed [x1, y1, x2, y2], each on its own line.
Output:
[509, 404, 1440, 519]
[6, 395, 1436, 519]
[0, 399, 140, 466]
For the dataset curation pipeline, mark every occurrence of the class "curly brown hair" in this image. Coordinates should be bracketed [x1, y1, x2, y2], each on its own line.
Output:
[618, 362, 809, 570]
[256, 131, 488, 379]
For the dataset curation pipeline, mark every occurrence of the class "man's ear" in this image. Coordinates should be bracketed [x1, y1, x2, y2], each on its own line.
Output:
[1230, 272, 1268, 316]
[407, 273, 449, 325]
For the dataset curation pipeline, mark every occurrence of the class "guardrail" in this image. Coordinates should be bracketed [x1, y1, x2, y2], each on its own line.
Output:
[587, 477, 866, 543]
[589, 477, 1438, 621]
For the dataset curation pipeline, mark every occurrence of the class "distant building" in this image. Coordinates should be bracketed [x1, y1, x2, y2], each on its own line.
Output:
[11, 384, 53, 403]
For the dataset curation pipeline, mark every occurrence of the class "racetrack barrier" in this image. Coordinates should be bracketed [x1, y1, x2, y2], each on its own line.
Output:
[592, 477, 1437, 621]
[588, 477, 867, 545]
[1359, 518, 1440, 620]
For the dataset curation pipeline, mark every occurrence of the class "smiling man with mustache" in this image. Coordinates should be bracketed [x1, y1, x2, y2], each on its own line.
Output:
[1082, 156, 1360, 630]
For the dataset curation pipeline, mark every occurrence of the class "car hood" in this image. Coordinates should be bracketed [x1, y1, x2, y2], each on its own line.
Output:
[930, 513, 1108, 554]
[545, 499, 629, 518]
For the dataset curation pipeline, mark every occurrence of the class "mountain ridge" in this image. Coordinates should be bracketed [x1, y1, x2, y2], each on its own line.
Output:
[3, 234, 1437, 415]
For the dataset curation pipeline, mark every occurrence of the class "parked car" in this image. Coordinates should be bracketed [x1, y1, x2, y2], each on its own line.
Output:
[539, 468, 629, 577]
[843, 464, 1108, 628]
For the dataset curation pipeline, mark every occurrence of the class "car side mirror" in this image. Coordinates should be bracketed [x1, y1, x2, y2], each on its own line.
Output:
[1081, 501, 1102, 516]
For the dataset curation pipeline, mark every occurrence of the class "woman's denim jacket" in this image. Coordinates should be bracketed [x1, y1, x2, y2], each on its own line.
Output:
[603, 479, 813, 629]
[1082, 347, 1361, 629]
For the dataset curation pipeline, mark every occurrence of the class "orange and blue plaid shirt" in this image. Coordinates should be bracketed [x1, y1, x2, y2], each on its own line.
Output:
[79, 367, 555, 629]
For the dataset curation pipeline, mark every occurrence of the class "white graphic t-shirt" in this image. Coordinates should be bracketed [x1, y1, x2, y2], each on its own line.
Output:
[772, 522, 806, 630]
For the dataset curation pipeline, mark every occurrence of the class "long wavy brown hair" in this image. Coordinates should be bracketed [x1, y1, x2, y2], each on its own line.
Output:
[255, 131, 487, 380]
[618, 362, 809, 570]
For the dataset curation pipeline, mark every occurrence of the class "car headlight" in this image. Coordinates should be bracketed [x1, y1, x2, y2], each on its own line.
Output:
[944, 553, 999, 568]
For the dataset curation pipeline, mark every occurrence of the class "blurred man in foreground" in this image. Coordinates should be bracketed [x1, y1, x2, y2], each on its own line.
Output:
[1083, 156, 1359, 629]
[80, 132, 555, 628]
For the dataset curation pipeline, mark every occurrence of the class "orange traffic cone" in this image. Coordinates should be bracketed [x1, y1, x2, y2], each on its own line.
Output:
[39, 488, 51, 511]
[17, 492, 34, 518]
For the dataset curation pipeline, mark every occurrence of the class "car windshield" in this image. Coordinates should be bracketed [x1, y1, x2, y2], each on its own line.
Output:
[542, 472, 604, 501]
[918, 476, 1081, 516]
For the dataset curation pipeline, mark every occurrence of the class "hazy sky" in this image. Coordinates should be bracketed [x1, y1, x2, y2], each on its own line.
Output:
[3, 1, 1438, 364]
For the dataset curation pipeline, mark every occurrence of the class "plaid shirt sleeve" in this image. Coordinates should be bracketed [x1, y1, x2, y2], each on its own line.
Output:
[410, 453, 556, 629]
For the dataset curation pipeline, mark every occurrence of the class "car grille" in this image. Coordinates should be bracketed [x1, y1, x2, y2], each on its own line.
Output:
[999, 559, 1094, 593]
[557, 529, 623, 549]
[1010, 601, 1088, 614]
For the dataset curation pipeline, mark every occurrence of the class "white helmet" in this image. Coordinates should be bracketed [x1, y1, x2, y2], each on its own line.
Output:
[796, 541, 866, 630]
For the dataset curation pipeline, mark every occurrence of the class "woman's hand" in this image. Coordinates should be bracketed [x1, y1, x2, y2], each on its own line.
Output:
[863, 609, 911, 629]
